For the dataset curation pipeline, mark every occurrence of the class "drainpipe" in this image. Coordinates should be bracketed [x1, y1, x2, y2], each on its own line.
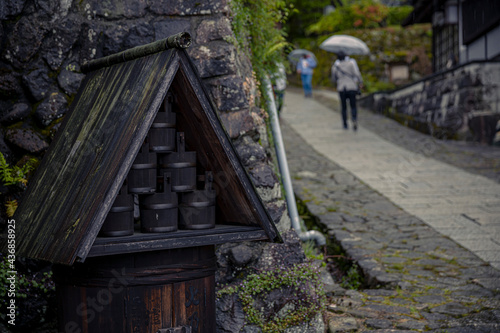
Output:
[263, 76, 326, 246]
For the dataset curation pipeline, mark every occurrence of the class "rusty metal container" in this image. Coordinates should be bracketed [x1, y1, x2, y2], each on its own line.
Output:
[179, 172, 216, 230]
[149, 94, 176, 153]
[159, 132, 196, 192]
[128, 140, 157, 194]
[140, 173, 178, 233]
[100, 182, 134, 237]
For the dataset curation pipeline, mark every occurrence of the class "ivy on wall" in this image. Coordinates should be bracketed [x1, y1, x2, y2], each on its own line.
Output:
[229, 0, 291, 103]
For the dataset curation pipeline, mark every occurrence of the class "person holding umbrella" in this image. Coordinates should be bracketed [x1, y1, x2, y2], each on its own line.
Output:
[296, 54, 317, 98]
[320, 34, 368, 131]
[331, 51, 363, 131]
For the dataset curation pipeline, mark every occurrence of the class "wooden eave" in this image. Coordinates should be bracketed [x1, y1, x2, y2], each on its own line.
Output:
[402, 1, 434, 26]
[2, 43, 280, 266]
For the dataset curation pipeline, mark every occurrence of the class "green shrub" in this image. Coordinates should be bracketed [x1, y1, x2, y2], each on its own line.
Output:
[306, 0, 414, 36]
[291, 24, 432, 94]
[386, 5, 414, 26]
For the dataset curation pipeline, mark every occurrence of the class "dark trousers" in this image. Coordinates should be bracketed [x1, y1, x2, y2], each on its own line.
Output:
[339, 90, 357, 127]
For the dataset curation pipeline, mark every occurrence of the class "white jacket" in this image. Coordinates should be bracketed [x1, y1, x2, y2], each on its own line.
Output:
[332, 57, 363, 92]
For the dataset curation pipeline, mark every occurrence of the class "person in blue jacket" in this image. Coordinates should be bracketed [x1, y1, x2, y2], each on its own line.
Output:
[296, 54, 316, 98]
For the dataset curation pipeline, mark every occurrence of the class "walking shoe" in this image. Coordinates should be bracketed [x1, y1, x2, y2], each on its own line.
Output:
[353, 121, 358, 131]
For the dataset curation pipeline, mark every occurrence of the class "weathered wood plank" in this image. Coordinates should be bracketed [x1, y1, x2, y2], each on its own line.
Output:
[88, 227, 268, 257]
[173, 276, 214, 332]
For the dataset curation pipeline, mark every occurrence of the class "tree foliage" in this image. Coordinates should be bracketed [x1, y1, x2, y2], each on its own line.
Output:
[291, 24, 432, 93]
[306, 0, 413, 35]
[285, 0, 332, 40]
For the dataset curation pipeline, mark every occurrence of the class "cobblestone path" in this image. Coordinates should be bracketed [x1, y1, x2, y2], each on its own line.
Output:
[281, 88, 500, 332]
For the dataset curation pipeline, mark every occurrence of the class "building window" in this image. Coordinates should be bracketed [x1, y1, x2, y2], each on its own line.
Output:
[434, 25, 458, 71]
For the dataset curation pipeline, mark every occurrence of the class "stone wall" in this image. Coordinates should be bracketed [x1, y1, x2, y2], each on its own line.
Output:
[0, 1, 320, 332]
[363, 61, 500, 144]
[1, 1, 253, 157]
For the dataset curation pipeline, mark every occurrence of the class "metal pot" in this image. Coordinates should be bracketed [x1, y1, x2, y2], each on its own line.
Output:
[179, 171, 216, 230]
[100, 182, 134, 237]
[128, 140, 157, 194]
[159, 132, 196, 192]
[140, 172, 178, 233]
[149, 94, 176, 153]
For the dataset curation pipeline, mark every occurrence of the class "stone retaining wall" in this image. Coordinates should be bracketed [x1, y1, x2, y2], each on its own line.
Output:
[362, 61, 500, 144]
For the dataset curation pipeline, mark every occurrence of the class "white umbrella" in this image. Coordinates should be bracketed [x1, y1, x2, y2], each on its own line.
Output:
[319, 35, 369, 55]
[287, 49, 317, 66]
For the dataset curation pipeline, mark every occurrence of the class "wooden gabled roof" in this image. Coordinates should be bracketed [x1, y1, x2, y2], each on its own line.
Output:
[3, 33, 280, 265]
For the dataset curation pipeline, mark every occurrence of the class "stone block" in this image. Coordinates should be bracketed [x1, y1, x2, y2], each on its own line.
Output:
[196, 17, 233, 44]
[216, 294, 246, 333]
[22, 67, 55, 101]
[34, 92, 68, 127]
[248, 162, 279, 189]
[0, 103, 31, 125]
[123, 22, 155, 49]
[102, 24, 131, 56]
[229, 244, 254, 267]
[41, 15, 83, 71]
[0, 73, 23, 99]
[5, 128, 49, 154]
[328, 316, 358, 332]
[234, 136, 267, 166]
[84, 0, 148, 19]
[430, 302, 471, 316]
[256, 230, 305, 270]
[188, 42, 237, 78]
[149, 0, 229, 16]
[220, 109, 255, 139]
[206, 74, 248, 111]
[0, 0, 26, 20]
[154, 19, 191, 40]
[7, 15, 49, 65]
[0, 135, 13, 162]
[57, 70, 85, 96]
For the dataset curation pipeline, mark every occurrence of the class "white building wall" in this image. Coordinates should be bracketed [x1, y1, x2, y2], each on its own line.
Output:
[486, 25, 500, 59]
[467, 36, 486, 61]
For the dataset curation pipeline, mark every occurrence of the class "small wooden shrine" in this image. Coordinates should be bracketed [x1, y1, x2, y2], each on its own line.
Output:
[2, 32, 281, 333]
